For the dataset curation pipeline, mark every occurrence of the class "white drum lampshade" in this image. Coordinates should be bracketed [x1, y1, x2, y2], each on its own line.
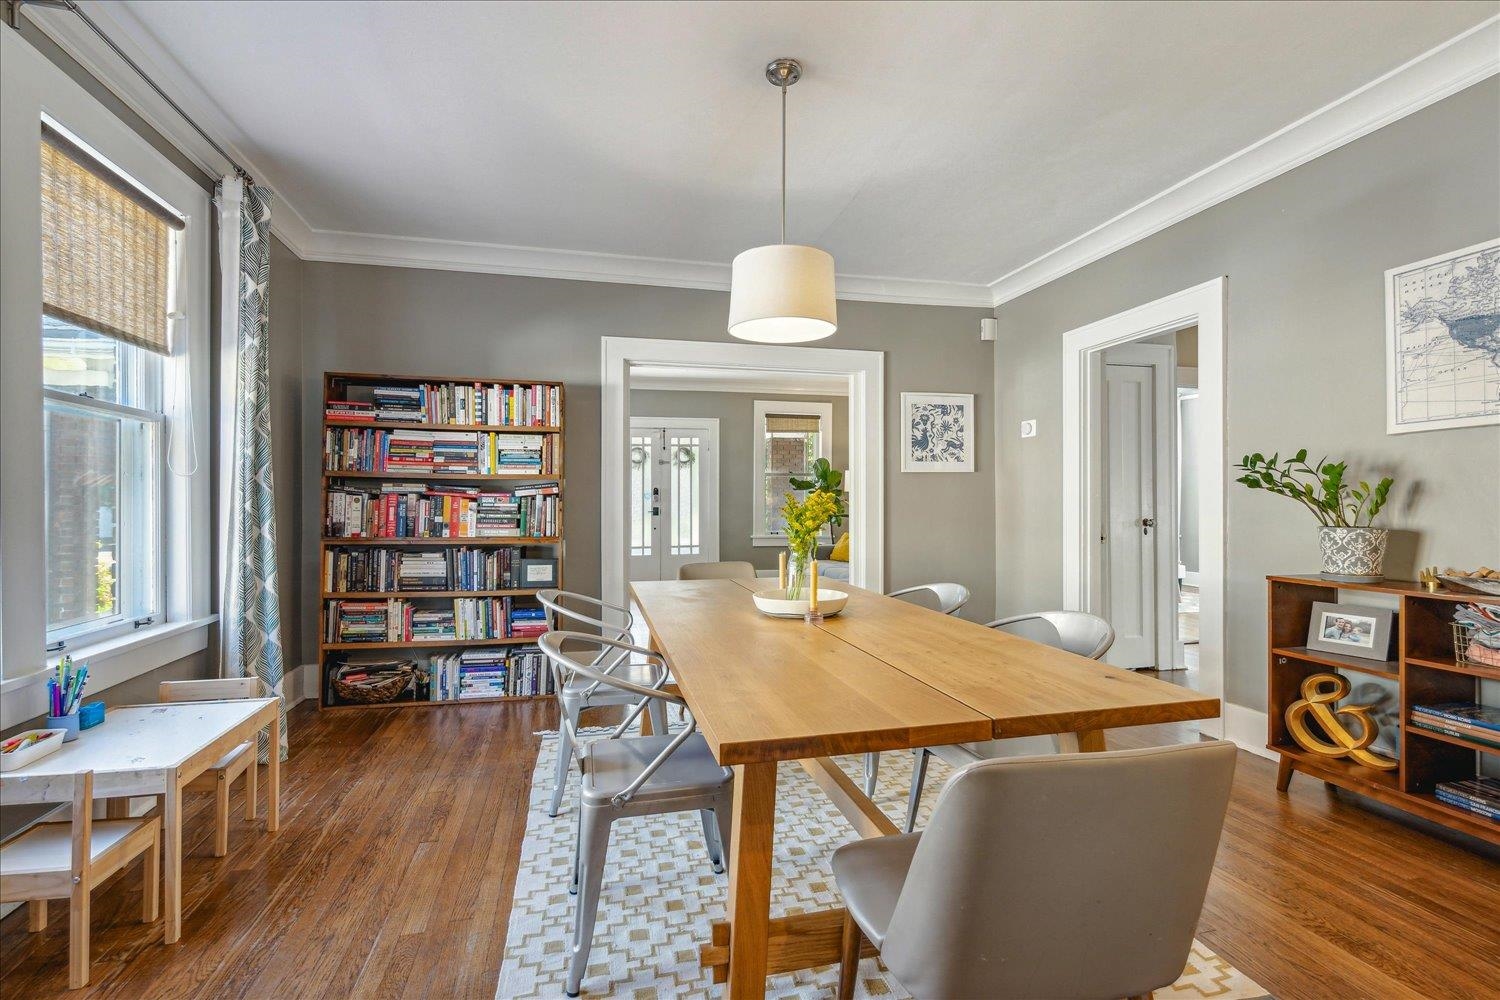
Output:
[727, 243, 837, 343]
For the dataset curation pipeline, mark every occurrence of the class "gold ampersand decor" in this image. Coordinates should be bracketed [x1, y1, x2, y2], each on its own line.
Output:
[1284, 673, 1397, 771]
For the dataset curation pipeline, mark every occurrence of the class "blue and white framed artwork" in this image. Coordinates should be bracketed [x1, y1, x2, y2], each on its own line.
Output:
[901, 392, 974, 472]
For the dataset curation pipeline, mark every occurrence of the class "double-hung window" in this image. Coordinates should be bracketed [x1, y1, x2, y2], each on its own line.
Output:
[40, 124, 181, 650]
[751, 400, 833, 545]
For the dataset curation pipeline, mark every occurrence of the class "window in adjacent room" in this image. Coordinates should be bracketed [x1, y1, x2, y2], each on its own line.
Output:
[751, 400, 832, 544]
[40, 124, 183, 649]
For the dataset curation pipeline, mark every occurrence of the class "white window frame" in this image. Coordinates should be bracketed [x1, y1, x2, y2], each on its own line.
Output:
[750, 399, 833, 547]
[1, 28, 214, 727]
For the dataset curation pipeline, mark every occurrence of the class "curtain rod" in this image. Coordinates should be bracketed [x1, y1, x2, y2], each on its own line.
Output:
[10, 0, 255, 186]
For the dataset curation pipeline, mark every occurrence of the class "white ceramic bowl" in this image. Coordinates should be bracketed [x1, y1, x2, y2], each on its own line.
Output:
[752, 588, 848, 619]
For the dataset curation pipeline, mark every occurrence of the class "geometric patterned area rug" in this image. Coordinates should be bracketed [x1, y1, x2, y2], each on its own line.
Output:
[498, 730, 1272, 999]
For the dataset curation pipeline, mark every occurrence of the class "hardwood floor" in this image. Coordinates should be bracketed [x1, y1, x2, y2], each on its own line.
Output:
[3, 700, 1497, 999]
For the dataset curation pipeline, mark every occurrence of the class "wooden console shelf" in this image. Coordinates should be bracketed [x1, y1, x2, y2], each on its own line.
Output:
[317, 371, 564, 709]
[1267, 575, 1498, 846]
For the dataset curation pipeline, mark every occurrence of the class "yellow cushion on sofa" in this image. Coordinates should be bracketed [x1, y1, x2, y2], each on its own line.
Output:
[829, 531, 850, 562]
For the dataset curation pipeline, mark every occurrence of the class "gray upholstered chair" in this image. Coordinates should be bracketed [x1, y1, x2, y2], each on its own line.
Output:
[538, 632, 733, 998]
[833, 741, 1237, 1000]
[537, 589, 670, 817]
[863, 582, 973, 796]
[903, 609, 1115, 831]
[678, 560, 757, 580]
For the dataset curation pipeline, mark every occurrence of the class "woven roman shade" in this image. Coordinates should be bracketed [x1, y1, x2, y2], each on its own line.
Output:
[764, 413, 822, 433]
[41, 125, 182, 356]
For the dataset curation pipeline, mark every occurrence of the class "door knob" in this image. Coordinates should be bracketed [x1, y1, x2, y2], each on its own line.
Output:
[1141, 516, 1155, 535]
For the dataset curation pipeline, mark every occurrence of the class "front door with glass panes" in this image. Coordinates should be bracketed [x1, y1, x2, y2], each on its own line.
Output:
[629, 418, 719, 581]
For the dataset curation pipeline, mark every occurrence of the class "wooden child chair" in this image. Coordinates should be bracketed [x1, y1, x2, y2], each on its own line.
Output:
[0, 770, 161, 989]
[159, 677, 263, 857]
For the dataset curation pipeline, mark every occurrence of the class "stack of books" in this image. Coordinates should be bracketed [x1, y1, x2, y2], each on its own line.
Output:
[325, 399, 375, 422]
[372, 385, 424, 421]
[397, 552, 449, 591]
[1434, 777, 1500, 823]
[328, 601, 393, 643]
[1409, 703, 1500, 749]
[508, 604, 548, 638]
[410, 606, 457, 641]
[493, 434, 546, 474]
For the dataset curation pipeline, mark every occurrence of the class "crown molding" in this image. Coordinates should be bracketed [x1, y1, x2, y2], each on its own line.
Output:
[301, 228, 996, 307]
[989, 15, 1500, 306]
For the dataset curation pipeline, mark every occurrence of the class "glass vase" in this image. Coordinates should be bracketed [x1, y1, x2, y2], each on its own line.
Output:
[786, 546, 813, 601]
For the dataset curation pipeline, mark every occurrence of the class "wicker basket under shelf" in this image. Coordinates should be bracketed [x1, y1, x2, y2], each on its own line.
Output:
[332, 662, 415, 704]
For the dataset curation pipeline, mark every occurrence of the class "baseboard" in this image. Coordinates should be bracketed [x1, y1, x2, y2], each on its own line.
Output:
[1223, 703, 1276, 761]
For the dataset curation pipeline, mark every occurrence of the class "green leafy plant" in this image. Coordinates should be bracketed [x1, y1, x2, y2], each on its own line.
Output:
[1234, 449, 1393, 528]
[788, 457, 847, 529]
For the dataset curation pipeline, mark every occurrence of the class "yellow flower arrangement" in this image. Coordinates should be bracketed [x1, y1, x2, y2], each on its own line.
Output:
[781, 490, 839, 598]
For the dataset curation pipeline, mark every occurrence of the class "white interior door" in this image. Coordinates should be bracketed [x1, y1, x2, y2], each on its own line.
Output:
[629, 419, 718, 581]
[1102, 362, 1158, 667]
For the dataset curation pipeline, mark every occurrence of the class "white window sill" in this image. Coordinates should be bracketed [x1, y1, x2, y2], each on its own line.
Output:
[1, 615, 216, 729]
[751, 535, 788, 548]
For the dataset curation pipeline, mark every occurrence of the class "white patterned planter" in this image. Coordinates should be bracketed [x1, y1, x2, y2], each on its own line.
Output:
[1318, 527, 1389, 583]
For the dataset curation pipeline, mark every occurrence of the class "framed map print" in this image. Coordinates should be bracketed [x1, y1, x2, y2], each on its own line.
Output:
[1385, 238, 1500, 434]
[901, 392, 974, 472]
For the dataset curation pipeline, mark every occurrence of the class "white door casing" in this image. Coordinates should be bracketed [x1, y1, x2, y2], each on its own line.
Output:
[1060, 277, 1226, 740]
[629, 417, 719, 581]
[602, 337, 884, 611]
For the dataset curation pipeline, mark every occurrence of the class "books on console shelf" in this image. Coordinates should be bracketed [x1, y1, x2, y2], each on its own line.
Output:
[1434, 777, 1500, 822]
[427, 645, 554, 701]
[1410, 703, 1500, 732]
[325, 485, 559, 539]
[327, 381, 560, 428]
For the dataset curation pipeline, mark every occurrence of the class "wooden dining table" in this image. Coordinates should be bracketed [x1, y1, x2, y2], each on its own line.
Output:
[629, 577, 1220, 999]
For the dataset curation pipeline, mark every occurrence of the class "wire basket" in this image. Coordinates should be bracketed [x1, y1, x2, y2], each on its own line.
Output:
[1451, 623, 1500, 671]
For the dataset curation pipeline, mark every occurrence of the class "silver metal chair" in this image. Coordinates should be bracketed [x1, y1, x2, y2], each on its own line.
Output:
[538, 631, 733, 999]
[863, 582, 973, 796]
[833, 742, 1237, 1000]
[537, 589, 670, 817]
[678, 560, 757, 580]
[903, 610, 1115, 831]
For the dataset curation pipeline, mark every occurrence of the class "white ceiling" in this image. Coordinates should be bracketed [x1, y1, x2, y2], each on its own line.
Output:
[63, 1, 1500, 303]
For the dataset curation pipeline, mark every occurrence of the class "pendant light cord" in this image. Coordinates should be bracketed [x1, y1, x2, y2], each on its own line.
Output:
[780, 82, 787, 245]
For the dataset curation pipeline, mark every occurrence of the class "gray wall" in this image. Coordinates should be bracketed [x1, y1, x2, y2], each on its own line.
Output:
[993, 79, 1500, 711]
[298, 268, 996, 656]
[629, 390, 849, 570]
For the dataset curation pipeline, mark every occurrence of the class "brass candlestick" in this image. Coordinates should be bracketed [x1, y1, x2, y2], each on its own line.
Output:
[778, 551, 788, 590]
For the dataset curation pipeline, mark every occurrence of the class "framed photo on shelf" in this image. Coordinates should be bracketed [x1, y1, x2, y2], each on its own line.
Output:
[519, 558, 558, 588]
[1305, 601, 1396, 661]
[901, 392, 974, 472]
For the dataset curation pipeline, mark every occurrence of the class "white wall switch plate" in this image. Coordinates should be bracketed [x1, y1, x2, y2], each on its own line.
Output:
[1020, 419, 1038, 438]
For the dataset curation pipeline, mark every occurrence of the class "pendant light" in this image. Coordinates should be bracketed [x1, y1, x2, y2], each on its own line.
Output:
[728, 58, 837, 343]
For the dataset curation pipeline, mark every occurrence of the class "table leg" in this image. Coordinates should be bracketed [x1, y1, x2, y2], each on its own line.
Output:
[267, 710, 281, 832]
[727, 761, 777, 999]
[1054, 729, 1107, 753]
[163, 783, 183, 944]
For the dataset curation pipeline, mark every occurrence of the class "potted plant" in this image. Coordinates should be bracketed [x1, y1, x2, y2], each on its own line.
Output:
[1234, 450, 1395, 582]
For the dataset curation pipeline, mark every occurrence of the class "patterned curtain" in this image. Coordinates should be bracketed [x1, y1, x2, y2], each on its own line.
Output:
[218, 176, 287, 761]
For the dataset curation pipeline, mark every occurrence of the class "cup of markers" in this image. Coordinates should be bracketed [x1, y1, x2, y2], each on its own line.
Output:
[46, 655, 89, 742]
